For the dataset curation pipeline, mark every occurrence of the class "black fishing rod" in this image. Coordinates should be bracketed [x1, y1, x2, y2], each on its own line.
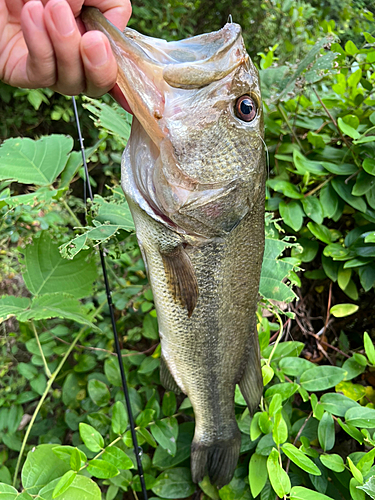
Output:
[72, 97, 148, 500]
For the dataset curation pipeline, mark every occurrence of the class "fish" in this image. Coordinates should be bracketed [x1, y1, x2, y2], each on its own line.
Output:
[82, 7, 266, 488]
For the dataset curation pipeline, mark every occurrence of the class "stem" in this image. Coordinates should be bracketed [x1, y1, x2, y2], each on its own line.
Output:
[304, 176, 334, 197]
[13, 303, 105, 487]
[31, 321, 51, 378]
[61, 199, 82, 228]
[266, 311, 284, 367]
[277, 104, 305, 152]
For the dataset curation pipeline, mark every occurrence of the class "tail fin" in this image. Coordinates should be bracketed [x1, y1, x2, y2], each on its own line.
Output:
[191, 430, 241, 488]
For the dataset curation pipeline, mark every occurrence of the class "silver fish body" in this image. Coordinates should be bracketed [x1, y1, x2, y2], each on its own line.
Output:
[82, 8, 266, 487]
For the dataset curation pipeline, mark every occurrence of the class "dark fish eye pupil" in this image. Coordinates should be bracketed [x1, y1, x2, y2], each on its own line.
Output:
[240, 99, 252, 115]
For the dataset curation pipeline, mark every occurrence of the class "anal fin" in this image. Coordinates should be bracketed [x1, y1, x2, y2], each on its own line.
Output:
[161, 245, 198, 317]
[238, 333, 263, 415]
[160, 357, 182, 394]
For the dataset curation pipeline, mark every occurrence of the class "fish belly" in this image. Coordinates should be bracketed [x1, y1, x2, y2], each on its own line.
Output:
[127, 192, 264, 487]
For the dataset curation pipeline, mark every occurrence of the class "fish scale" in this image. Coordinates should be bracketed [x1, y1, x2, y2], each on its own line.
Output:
[82, 7, 266, 488]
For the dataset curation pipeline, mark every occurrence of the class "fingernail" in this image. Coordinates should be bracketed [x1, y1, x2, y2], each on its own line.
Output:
[51, 0, 75, 36]
[84, 40, 109, 67]
[29, 2, 45, 31]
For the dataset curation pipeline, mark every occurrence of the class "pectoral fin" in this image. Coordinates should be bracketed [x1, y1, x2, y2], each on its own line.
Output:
[238, 333, 263, 415]
[161, 245, 199, 317]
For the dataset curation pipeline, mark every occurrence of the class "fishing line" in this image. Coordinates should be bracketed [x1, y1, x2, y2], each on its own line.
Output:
[72, 97, 149, 500]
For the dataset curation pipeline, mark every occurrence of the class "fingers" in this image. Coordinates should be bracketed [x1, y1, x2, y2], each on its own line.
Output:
[80, 30, 117, 96]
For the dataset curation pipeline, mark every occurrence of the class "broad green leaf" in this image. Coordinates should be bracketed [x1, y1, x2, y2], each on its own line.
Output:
[150, 418, 178, 456]
[136, 409, 156, 427]
[350, 477, 365, 500]
[21, 444, 70, 495]
[330, 303, 359, 317]
[102, 447, 132, 470]
[337, 418, 363, 443]
[79, 423, 104, 452]
[337, 117, 361, 139]
[69, 448, 82, 471]
[319, 454, 345, 472]
[279, 357, 313, 377]
[0, 135, 73, 185]
[301, 197, 324, 224]
[273, 412, 288, 445]
[347, 457, 363, 484]
[363, 158, 375, 176]
[262, 365, 274, 386]
[320, 393, 359, 416]
[52, 446, 87, 466]
[307, 222, 332, 244]
[39, 474, 101, 500]
[152, 423, 194, 470]
[249, 453, 268, 497]
[112, 401, 128, 435]
[266, 448, 291, 498]
[293, 150, 326, 175]
[162, 392, 177, 417]
[342, 357, 366, 381]
[345, 407, 375, 428]
[267, 179, 303, 199]
[265, 382, 299, 401]
[318, 412, 335, 451]
[0, 483, 18, 500]
[22, 233, 97, 298]
[290, 486, 334, 500]
[94, 195, 134, 231]
[291, 238, 319, 263]
[17, 293, 98, 330]
[0, 296, 30, 324]
[282, 443, 321, 475]
[52, 471, 76, 498]
[88, 379, 110, 407]
[262, 341, 304, 361]
[331, 177, 367, 213]
[152, 468, 195, 499]
[358, 476, 375, 499]
[353, 170, 375, 196]
[86, 459, 119, 479]
[59, 140, 104, 189]
[300, 366, 346, 391]
[279, 200, 304, 231]
[320, 183, 338, 219]
[364, 332, 375, 365]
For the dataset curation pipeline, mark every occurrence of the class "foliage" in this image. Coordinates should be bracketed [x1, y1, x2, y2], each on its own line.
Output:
[1, 1, 375, 500]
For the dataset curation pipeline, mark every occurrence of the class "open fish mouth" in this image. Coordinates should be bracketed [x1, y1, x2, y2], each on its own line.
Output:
[82, 7, 250, 144]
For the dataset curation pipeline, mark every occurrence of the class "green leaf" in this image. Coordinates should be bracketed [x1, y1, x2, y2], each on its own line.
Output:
[102, 447, 133, 470]
[150, 418, 178, 456]
[69, 448, 81, 472]
[301, 197, 324, 224]
[300, 366, 346, 391]
[337, 117, 361, 139]
[318, 412, 335, 451]
[52, 446, 87, 466]
[21, 444, 71, 495]
[342, 356, 366, 381]
[249, 453, 268, 497]
[307, 222, 332, 244]
[39, 474, 101, 500]
[82, 97, 132, 141]
[279, 357, 313, 377]
[152, 423, 194, 470]
[22, 233, 97, 298]
[345, 406, 375, 428]
[79, 423, 104, 452]
[352, 170, 375, 196]
[17, 293, 98, 330]
[363, 158, 375, 176]
[293, 150, 326, 175]
[59, 141, 104, 189]
[273, 412, 288, 445]
[52, 471, 76, 498]
[331, 177, 367, 213]
[88, 379, 110, 407]
[86, 459, 119, 479]
[282, 443, 321, 475]
[319, 453, 345, 472]
[162, 392, 177, 417]
[292, 238, 319, 263]
[94, 195, 134, 231]
[265, 382, 299, 401]
[320, 393, 359, 416]
[330, 303, 359, 317]
[0, 296, 30, 324]
[337, 418, 363, 443]
[279, 200, 304, 231]
[267, 179, 303, 199]
[136, 409, 156, 427]
[152, 468, 195, 499]
[347, 457, 363, 484]
[290, 486, 334, 500]
[364, 332, 375, 365]
[112, 401, 128, 435]
[266, 448, 291, 498]
[350, 478, 366, 500]
[358, 476, 375, 499]
[0, 483, 18, 500]
[0, 135, 73, 186]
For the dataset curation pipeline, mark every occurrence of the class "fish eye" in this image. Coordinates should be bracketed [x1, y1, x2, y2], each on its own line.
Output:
[235, 95, 257, 122]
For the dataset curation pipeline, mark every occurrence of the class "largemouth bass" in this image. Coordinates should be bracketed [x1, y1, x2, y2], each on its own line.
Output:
[82, 8, 266, 488]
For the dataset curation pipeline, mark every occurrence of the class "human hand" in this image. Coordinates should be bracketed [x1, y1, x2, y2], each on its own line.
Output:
[0, 0, 131, 100]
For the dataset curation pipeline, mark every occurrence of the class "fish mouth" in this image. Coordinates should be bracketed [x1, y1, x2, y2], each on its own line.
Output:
[81, 7, 247, 144]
